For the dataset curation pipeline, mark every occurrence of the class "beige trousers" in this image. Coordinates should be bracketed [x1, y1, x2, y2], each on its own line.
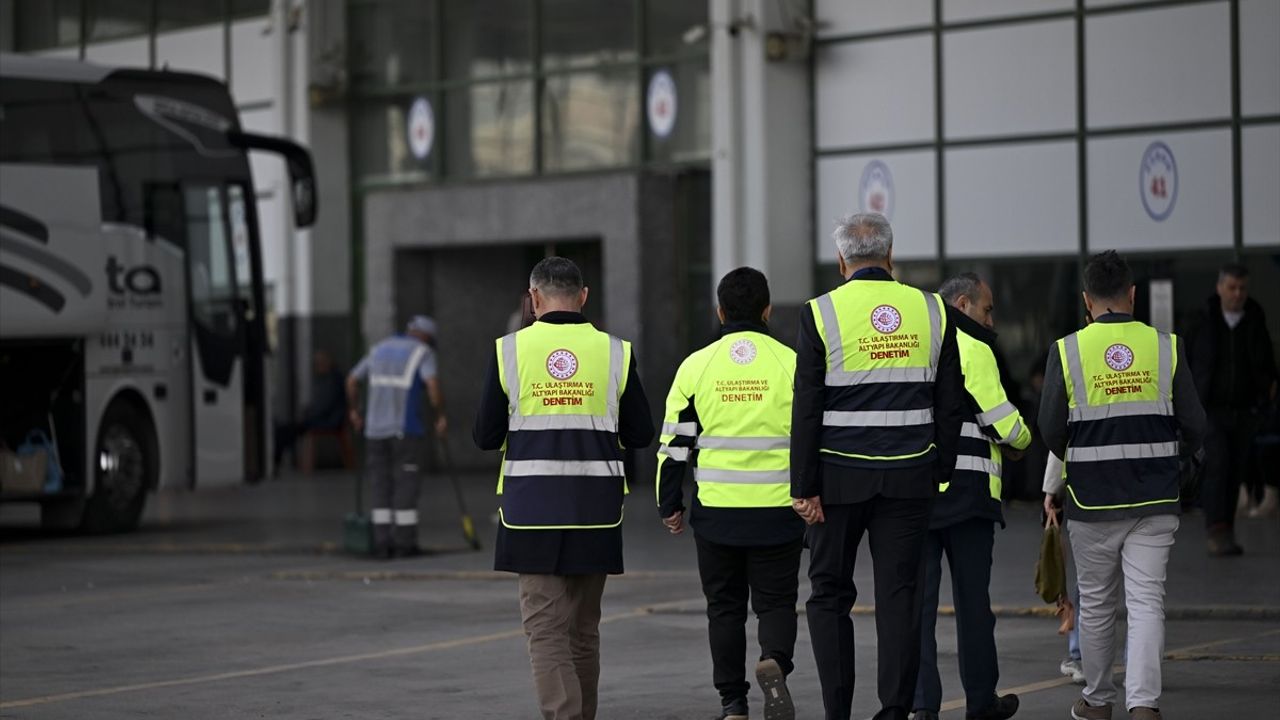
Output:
[518, 573, 608, 720]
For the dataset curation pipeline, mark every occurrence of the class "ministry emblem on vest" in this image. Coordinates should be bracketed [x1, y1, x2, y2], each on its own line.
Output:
[729, 338, 757, 365]
[870, 305, 902, 334]
[1104, 344, 1135, 372]
[546, 349, 579, 380]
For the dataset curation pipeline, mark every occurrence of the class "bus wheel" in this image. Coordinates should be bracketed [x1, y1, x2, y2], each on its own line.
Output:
[82, 401, 154, 533]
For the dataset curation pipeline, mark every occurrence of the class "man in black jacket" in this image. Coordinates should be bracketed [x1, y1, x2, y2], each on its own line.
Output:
[1183, 263, 1277, 556]
[792, 213, 966, 720]
[473, 257, 655, 720]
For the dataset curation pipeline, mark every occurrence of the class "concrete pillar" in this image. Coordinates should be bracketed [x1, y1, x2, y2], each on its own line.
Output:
[710, 0, 813, 305]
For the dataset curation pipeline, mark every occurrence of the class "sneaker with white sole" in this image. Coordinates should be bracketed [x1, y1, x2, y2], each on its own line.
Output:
[754, 658, 795, 720]
[1059, 658, 1086, 685]
[1071, 699, 1113, 720]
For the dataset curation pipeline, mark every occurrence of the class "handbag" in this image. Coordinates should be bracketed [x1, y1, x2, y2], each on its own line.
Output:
[1034, 511, 1066, 604]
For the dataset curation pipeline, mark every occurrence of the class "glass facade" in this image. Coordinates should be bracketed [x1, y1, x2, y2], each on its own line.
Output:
[5, 0, 271, 52]
[348, 0, 711, 185]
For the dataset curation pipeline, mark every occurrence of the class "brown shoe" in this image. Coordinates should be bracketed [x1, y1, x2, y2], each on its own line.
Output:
[1071, 699, 1113, 720]
[1130, 708, 1162, 720]
[1207, 530, 1244, 556]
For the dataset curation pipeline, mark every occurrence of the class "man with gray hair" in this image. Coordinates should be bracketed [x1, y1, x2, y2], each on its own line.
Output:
[791, 213, 965, 720]
[346, 315, 448, 559]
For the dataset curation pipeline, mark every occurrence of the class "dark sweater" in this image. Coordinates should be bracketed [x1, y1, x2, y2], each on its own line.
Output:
[1184, 296, 1277, 415]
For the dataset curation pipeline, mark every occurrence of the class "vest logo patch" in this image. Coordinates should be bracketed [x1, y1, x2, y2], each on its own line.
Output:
[870, 305, 902, 334]
[1104, 343, 1135, 372]
[546, 349, 579, 380]
[729, 338, 757, 365]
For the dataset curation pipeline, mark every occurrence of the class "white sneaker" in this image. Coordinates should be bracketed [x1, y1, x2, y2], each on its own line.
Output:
[1248, 487, 1279, 519]
[1237, 485, 1254, 515]
[1059, 658, 1085, 685]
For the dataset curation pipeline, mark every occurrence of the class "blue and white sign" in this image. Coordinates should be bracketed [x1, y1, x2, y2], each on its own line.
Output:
[647, 70, 677, 139]
[1139, 141, 1177, 221]
[859, 160, 894, 220]
[407, 96, 435, 161]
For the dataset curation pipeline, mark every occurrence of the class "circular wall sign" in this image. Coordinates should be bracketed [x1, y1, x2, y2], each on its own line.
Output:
[647, 70, 678, 139]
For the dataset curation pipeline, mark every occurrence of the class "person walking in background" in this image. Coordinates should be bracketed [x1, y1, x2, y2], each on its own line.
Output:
[274, 349, 347, 470]
[791, 213, 965, 720]
[346, 316, 447, 559]
[656, 267, 804, 720]
[911, 273, 1027, 720]
[1184, 263, 1278, 554]
[472, 257, 654, 720]
[1040, 251, 1206, 720]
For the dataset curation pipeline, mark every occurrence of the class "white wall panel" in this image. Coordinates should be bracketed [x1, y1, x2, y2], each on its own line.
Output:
[816, 0, 932, 37]
[1087, 129, 1233, 251]
[944, 19, 1075, 139]
[230, 17, 274, 106]
[946, 142, 1078, 257]
[1243, 125, 1280, 247]
[84, 38, 148, 68]
[816, 151, 938, 261]
[156, 24, 224, 78]
[943, 0, 1073, 24]
[815, 35, 935, 149]
[1240, 0, 1280, 117]
[1086, 3, 1231, 128]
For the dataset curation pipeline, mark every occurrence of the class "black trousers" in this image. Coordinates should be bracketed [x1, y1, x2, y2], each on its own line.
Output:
[1202, 410, 1258, 529]
[914, 518, 999, 715]
[806, 496, 933, 720]
[695, 534, 802, 704]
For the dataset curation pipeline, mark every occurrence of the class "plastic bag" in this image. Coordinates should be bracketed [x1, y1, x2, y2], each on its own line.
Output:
[18, 429, 62, 494]
[1035, 514, 1066, 604]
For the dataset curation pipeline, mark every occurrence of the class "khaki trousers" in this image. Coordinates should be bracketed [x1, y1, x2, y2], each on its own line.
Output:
[518, 573, 608, 720]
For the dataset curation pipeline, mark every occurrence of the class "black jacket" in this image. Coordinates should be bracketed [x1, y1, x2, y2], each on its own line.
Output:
[790, 267, 966, 505]
[1184, 296, 1277, 415]
[472, 312, 655, 575]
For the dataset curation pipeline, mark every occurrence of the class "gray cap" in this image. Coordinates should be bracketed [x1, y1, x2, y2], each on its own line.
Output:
[406, 315, 437, 338]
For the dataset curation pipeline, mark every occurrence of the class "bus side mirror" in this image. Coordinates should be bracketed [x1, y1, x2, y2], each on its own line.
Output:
[228, 131, 318, 229]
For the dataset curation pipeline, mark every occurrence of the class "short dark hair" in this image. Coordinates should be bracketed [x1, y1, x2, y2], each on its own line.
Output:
[717, 267, 771, 324]
[938, 272, 984, 305]
[1083, 250, 1133, 301]
[529, 256, 583, 298]
[1219, 263, 1249, 282]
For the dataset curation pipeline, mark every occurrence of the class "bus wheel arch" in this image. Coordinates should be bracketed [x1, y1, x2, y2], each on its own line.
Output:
[82, 391, 158, 533]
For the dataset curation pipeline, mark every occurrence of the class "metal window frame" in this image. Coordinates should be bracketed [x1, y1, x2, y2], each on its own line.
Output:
[809, 0, 1280, 284]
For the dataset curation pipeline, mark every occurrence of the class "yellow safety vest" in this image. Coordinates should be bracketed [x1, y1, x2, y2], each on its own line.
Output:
[1057, 320, 1179, 519]
[810, 278, 946, 467]
[656, 331, 795, 508]
[496, 321, 631, 530]
[940, 328, 1032, 522]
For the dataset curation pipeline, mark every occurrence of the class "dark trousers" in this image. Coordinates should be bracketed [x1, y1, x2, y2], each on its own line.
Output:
[1202, 410, 1258, 529]
[366, 436, 425, 551]
[695, 534, 802, 704]
[914, 518, 999, 715]
[806, 496, 933, 720]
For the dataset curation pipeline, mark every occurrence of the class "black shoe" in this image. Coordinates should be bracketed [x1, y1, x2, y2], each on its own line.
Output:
[755, 658, 795, 720]
[913, 711, 940, 720]
[392, 545, 426, 559]
[967, 693, 1019, 720]
[716, 697, 748, 720]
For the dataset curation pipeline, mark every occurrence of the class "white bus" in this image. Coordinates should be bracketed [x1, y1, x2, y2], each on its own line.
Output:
[0, 54, 316, 532]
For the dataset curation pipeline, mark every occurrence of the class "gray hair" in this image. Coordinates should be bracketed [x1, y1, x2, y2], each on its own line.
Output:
[833, 213, 893, 263]
[529, 256, 584, 298]
[938, 272, 984, 305]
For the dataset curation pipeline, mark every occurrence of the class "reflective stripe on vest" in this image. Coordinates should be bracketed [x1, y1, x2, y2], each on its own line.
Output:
[496, 323, 630, 530]
[811, 281, 945, 465]
[1059, 323, 1179, 515]
[369, 343, 428, 388]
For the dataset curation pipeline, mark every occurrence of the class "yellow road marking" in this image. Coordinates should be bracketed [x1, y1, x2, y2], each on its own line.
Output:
[0, 596, 704, 710]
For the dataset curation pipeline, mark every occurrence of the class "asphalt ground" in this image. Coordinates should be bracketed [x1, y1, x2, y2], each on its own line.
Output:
[1, 471, 1277, 719]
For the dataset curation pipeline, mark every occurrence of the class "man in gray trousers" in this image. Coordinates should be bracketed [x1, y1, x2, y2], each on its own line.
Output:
[1039, 251, 1205, 720]
[347, 316, 448, 558]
